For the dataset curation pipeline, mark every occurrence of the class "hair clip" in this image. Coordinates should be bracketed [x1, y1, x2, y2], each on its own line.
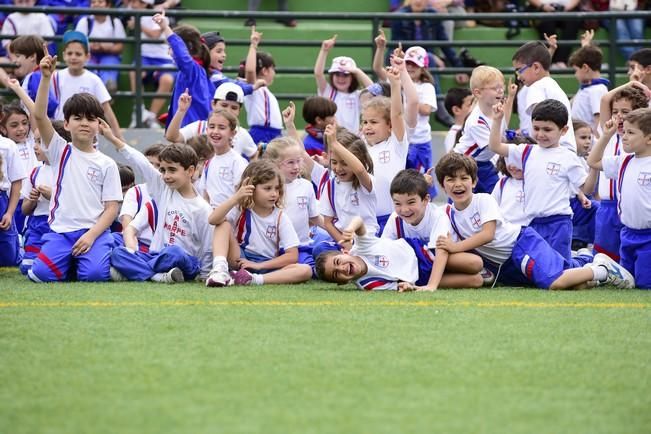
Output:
[367, 83, 384, 96]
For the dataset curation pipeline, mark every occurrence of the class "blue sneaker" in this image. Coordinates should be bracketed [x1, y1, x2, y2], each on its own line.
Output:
[593, 253, 635, 289]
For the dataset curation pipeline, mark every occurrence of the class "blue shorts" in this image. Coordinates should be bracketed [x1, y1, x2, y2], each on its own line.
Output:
[29, 229, 114, 282]
[474, 160, 499, 194]
[110, 244, 200, 281]
[0, 191, 22, 267]
[594, 200, 622, 260]
[570, 196, 599, 244]
[529, 214, 572, 263]
[141, 56, 177, 83]
[20, 215, 50, 275]
[249, 126, 282, 146]
[403, 237, 435, 286]
[488, 227, 571, 289]
[619, 226, 651, 289]
[406, 141, 432, 173]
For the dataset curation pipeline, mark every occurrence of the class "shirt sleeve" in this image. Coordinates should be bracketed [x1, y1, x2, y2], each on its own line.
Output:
[119, 186, 139, 218]
[589, 87, 606, 116]
[118, 145, 165, 201]
[101, 160, 123, 202]
[477, 193, 502, 225]
[278, 211, 300, 250]
[43, 132, 66, 166]
[427, 208, 454, 249]
[128, 205, 150, 235]
[93, 74, 112, 104]
[113, 18, 126, 38]
[235, 128, 257, 158]
[419, 83, 437, 109]
[566, 153, 588, 191]
[179, 121, 202, 143]
[505, 143, 525, 169]
[380, 213, 398, 239]
[491, 178, 503, 204]
[601, 155, 619, 180]
[75, 16, 89, 34]
[525, 83, 545, 115]
[307, 187, 319, 219]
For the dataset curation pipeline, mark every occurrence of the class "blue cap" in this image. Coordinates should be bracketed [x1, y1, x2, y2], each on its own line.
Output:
[62, 30, 89, 51]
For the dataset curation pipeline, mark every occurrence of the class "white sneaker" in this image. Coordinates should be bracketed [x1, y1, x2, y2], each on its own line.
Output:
[205, 270, 233, 287]
[109, 266, 127, 282]
[151, 267, 184, 284]
[593, 253, 635, 289]
[143, 110, 162, 129]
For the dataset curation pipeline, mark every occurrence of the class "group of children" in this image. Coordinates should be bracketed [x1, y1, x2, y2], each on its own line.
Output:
[0, 8, 650, 291]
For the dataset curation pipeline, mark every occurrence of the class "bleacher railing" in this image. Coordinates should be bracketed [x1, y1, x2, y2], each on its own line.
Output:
[0, 6, 649, 127]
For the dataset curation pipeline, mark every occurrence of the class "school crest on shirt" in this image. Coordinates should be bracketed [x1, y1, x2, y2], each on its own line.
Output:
[17, 145, 29, 160]
[296, 196, 308, 209]
[344, 95, 355, 109]
[265, 224, 277, 239]
[86, 165, 103, 185]
[546, 162, 561, 176]
[374, 255, 389, 268]
[516, 190, 525, 202]
[470, 212, 482, 229]
[350, 192, 359, 206]
[379, 150, 390, 164]
[218, 166, 232, 180]
[638, 172, 651, 186]
[79, 86, 91, 93]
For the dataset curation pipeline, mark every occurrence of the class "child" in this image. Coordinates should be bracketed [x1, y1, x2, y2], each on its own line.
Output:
[203, 31, 261, 96]
[568, 45, 609, 134]
[0, 0, 55, 55]
[127, 0, 175, 128]
[7, 35, 57, 118]
[491, 157, 527, 228]
[29, 51, 122, 282]
[443, 87, 473, 152]
[243, 27, 283, 145]
[302, 96, 337, 157]
[381, 169, 485, 289]
[165, 84, 257, 160]
[0, 128, 26, 267]
[627, 48, 651, 88]
[588, 108, 651, 288]
[593, 85, 648, 260]
[454, 66, 508, 194]
[53, 31, 123, 141]
[512, 41, 576, 151]
[152, 11, 214, 129]
[261, 136, 321, 269]
[206, 160, 312, 287]
[108, 139, 213, 284]
[315, 213, 484, 291]
[314, 34, 372, 134]
[433, 152, 633, 289]
[320, 123, 378, 244]
[75, 0, 126, 94]
[19, 133, 51, 275]
[570, 119, 599, 251]
[194, 110, 248, 207]
[489, 99, 589, 264]
[361, 60, 417, 233]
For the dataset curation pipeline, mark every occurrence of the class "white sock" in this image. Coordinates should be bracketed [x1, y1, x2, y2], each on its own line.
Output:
[212, 256, 227, 270]
[591, 264, 608, 282]
[150, 272, 165, 282]
[251, 273, 264, 285]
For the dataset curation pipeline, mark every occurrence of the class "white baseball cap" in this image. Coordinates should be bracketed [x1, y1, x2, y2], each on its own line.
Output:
[404, 46, 429, 68]
[213, 82, 244, 104]
[328, 56, 357, 74]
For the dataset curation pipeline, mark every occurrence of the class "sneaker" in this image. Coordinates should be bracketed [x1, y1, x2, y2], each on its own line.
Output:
[593, 253, 635, 289]
[459, 48, 484, 68]
[151, 267, 185, 284]
[230, 268, 253, 286]
[143, 109, 162, 130]
[205, 270, 233, 287]
[110, 266, 127, 282]
[480, 268, 495, 286]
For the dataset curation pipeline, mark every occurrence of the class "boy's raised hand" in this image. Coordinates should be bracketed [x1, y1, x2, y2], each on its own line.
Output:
[386, 65, 400, 84]
[507, 77, 518, 99]
[602, 117, 618, 137]
[250, 26, 262, 47]
[152, 10, 170, 30]
[39, 43, 57, 78]
[543, 33, 558, 55]
[178, 88, 192, 112]
[282, 101, 295, 125]
[321, 34, 337, 51]
[392, 42, 404, 59]
[98, 118, 117, 142]
[390, 54, 406, 71]
[374, 29, 386, 49]
[492, 102, 505, 120]
[580, 29, 594, 47]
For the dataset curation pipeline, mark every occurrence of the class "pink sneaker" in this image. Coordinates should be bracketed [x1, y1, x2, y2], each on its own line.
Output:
[230, 268, 254, 286]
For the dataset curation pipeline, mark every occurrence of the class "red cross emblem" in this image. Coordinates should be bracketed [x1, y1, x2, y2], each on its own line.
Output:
[265, 225, 277, 239]
[379, 150, 390, 164]
[638, 172, 651, 186]
[546, 162, 561, 176]
[297, 196, 308, 209]
[470, 212, 482, 229]
[86, 166, 101, 184]
[345, 96, 355, 109]
[350, 192, 359, 206]
[516, 190, 525, 202]
[375, 255, 389, 268]
[18, 146, 29, 160]
[218, 166, 232, 179]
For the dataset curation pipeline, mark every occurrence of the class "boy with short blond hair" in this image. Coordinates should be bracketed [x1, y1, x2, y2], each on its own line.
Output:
[453, 66, 507, 194]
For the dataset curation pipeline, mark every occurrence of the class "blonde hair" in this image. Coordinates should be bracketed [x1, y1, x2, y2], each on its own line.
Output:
[469, 65, 504, 91]
[260, 136, 302, 161]
[236, 159, 285, 210]
[362, 96, 391, 123]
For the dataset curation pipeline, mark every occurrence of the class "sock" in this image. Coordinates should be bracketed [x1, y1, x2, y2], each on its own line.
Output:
[150, 272, 165, 282]
[591, 264, 608, 282]
[251, 273, 264, 285]
[212, 256, 227, 270]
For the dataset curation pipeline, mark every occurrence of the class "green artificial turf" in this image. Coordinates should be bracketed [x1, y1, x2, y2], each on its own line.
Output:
[1, 267, 650, 434]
